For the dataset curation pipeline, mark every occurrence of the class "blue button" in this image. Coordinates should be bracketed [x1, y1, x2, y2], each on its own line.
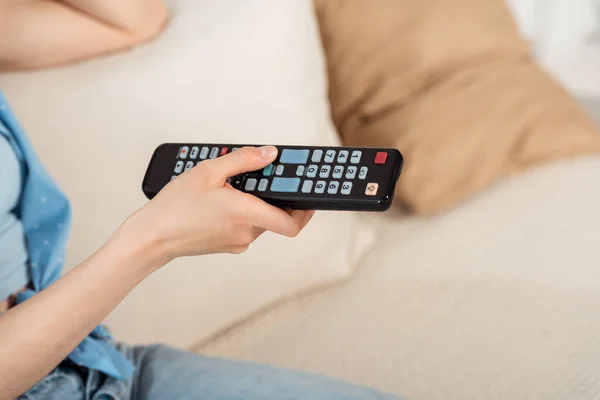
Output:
[279, 149, 310, 164]
[263, 164, 274, 176]
[270, 177, 301, 192]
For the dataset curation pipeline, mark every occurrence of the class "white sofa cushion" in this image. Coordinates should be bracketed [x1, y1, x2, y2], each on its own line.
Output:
[0, 0, 375, 348]
[199, 156, 600, 400]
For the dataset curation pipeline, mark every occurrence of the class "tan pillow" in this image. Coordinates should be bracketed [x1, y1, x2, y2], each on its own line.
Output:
[314, 0, 600, 215]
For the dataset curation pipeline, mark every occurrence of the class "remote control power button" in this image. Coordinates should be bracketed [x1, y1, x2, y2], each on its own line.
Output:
[220, 147, 229, 156]
[179, 146, 189, 159]
[374, 152, 387, 164]
[365, 183, 379, 196]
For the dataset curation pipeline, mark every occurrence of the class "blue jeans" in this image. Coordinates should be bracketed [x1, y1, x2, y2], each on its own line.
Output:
[19, 343, 403, 399]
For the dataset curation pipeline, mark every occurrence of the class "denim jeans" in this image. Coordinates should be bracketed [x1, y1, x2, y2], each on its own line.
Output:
[19, 343, 403, 400]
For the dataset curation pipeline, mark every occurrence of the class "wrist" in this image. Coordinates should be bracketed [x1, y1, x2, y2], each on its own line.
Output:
[108, 214, 172, 276]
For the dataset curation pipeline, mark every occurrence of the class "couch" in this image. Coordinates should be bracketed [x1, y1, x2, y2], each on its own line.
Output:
[2, 1, 600, 399]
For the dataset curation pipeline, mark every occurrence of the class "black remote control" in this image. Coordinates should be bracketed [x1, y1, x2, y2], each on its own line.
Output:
[142, 143, 404, 211]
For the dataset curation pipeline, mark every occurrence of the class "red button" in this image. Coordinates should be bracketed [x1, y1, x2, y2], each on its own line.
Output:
[374, 151, 387, 164]
[220, 147, 229, 156]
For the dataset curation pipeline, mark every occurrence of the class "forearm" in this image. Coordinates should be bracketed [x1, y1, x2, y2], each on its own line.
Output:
[0, 220, 165, 399]
[59, 0, 169, 33]
[0, 0, 168, 71]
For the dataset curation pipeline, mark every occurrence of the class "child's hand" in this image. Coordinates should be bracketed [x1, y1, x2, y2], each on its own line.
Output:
[126, 146, 315, 263]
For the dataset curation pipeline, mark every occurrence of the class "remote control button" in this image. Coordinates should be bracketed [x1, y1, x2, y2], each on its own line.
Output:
[365, 183, 379, 196]
[296, 166, 305, 176]
[220, 147, 229, 156]
[314, 181, 326, 194]
[350, 151, 362, 164]
[275, 165, 285, 176]
[324, 150, 336, 163]
[179, 146, 189, 159]
[346, 166, 357, 179]
[337, 151, 349, 163]
[171, 175, 177, 181]
[174, 161, 184, 173]
[258, 179, 269, 192]
[359, 166, 368, 180]
[341, 182, 353, 195]
[306, 165, 318, 178]
[209, 147, 219, 159]
[245, 178, 257, 191]
[270, 177, 301, 193]
[232, 148, 239, 152]
[200, 147, 209, 159]
[185, 161, 194, 171]
[226, 178, 232, 184]
[196, 161, 202, 166]
[332, 165, 344, 179]
[301, 180, 313, 193]
[263, 164, 274, 176]
[311, 150, 323, 163]
[327, 181, 340, 194]
[190, 146, 199, 159]
[280, 149, 310, 164]
[319, 165, 331, 178]
[374, 151, 388, 164]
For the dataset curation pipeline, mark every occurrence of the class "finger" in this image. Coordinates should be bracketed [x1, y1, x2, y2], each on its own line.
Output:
[251, 226, 266, 241]
[203, 146, 277, 182]
[241, 195, 304, 237]
[289, 209, 315, 231]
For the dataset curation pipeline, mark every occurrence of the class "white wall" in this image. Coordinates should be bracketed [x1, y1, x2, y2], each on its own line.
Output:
[505, 0, 600, 97]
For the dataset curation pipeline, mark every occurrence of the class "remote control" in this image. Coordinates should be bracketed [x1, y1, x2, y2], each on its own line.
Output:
[142, 143, 404, 211]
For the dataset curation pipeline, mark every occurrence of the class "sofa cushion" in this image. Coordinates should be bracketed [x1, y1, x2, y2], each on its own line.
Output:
[313, 0, 600, 215]
[0, 0, 375, 348]
[198, 155, 600, 400]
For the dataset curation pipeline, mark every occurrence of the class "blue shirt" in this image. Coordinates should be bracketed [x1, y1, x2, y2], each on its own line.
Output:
[0, 91, 134, 380]
[0, 134, 29, 302]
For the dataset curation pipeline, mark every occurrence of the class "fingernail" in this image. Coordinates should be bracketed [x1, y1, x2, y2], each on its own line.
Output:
[259, 146, 277, 159]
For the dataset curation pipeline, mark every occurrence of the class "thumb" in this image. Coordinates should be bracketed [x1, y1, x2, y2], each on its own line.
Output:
[206, 146, 277, 181]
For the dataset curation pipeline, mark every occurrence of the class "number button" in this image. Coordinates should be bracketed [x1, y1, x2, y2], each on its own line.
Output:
[314, 181, 326, 194]
[346, 166, 357, 179]
[209, 147, 219, 159]
[358, 166, 368, 180]
[311, 150, 323, 163]
[200, 147, 209, 159]
[324, 150, 336, 163]
[174, 161, 184, 173]
[306, 165, 318, 178]
[341, 182, 353, 195]
[184, 161, 194, 171]
[275, 165, 285, 176]
[327, 181, 340, 194]
[332, 166, 344, 179]
[179, 146, 189, 159]
[190, 147, 199, 159]
[296, 166, 305, 176]
[319, 165, 331, 178]
[350, 151, 362, 164]
[302, 180, 313, 193]
[337, 151, 349, 163]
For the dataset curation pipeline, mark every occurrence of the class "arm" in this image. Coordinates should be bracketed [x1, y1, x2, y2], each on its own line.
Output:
[0, 146, 314, 399]
[0, 0, 169, 71]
